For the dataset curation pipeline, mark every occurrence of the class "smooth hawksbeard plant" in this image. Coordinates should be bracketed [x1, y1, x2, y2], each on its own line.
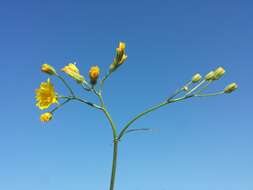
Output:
[35, 42, 237, 190]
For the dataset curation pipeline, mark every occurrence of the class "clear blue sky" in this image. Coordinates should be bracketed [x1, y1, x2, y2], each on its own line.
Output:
[0, 0, 252, 189]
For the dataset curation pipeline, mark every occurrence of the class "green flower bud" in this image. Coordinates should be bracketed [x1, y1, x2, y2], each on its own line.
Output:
[205, 71, 215, 80]
[41, 64, 57, 75]
[192, 73, 202, 83]
[213, 67, 225, 80]
[224, 83, 238, 93]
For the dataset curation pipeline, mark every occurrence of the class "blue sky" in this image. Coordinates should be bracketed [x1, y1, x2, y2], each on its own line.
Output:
[0, 0, 253, 189]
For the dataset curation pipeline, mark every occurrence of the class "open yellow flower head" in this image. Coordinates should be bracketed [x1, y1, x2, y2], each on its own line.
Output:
[41, 64, 57, 75]
[61, 63, 85, 83]
[192, 73, 202, 83]
[35, 78, 58, 110]
[40, 112, 52, 122]
[224, 82, 238, 93]
[213, 67, 225, 80]
[205, 71, 215, 81]
[89, 66, 100, 84]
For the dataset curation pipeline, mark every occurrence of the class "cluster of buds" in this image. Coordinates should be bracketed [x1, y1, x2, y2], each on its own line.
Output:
[204, 67, 225, 81]
[110, 42, 128, 72]
[190, 67, 226, 84]
[188, 66, 237, 95]
[39, 62, 102, 122]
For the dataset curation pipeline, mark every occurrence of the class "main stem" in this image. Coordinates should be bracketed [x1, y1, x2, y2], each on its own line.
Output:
[110, 140, 118, 190]
[96, 91, 118, 190]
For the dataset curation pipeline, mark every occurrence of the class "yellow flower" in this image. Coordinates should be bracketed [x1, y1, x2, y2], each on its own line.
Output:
[116, 42, 127, 64]
[109, 42, 128, 73]
[35, 78, 58, 110]
[40, 112, 52, 122]
[205, 71, 215, 80]
[119, 42, 126, 51]
[224, 83, 238, 93]
[89, 66, 100, 85]
[192, 73, 202, 83]
[41, 64, 57, 75]
[61, 63, 85, 83]
[213, 67, 225, 80]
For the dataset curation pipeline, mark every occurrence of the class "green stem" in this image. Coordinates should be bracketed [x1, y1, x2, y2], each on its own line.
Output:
[101, 72, 112, 87]
[57, 75, 75, 96]
[167, 81, 191, 101]
[118, 95, 194, 141]
[109, 140, 118, 190]
[94, 90, 118, 190]
[195, 91, 224, 97]
[50, 99, 71, 113]
[74, 96, 102, 110]
[102, 108, 117, 139]
[96, 91, 117, 139]
[195, 80, 212, 94]
[185, 79, 206, 96]
[59, 96, 102, 110]
[118, 101, 168, 140]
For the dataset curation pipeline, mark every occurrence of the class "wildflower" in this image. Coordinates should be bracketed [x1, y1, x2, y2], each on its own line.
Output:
[35, 78, 58, 110]
[89, 66, 100, 85]
[62, 63, 85, 83]
[213, 67, 225, 80]
[119, 42, 126, 51]
[40, 112, 52, 122]
[41, 64, 57, 75]
[192, 73, 202, 83]
[110, 42, 127, 72]
[205, 71, 215, 81]
[224, 83, 238, 93]
[116, 42, 127, 64]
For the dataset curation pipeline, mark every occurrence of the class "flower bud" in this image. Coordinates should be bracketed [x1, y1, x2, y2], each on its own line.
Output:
[192, 73, 202, 83]
[62, 63, 85, 83]
[205, 71, 215, 80]
[119, 42, 126, 51]
[40, 112, 52, 122]
[41, 64, 57, 75]
[119, 54, 127, 65]
[89, 66, 100, 85]
[213, 67, 225, 80]
[110, 42, 128, 72]
[116, 42, 126, 63]
[182, 86, 189, 91]
[224, 83, 238, 93]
